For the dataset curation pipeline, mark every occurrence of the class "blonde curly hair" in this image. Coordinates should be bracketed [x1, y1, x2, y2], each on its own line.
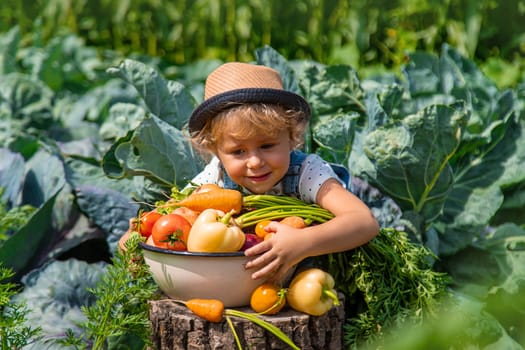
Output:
[190, 103, 308, 156]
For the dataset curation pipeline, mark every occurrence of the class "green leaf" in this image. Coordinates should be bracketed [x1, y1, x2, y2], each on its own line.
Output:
[0, 148, 25, 206]
[403, 45, 497, 98]
[436, 119, 525, 255]
[403, 46, 516, 159]
[99, 102, 147, 141]
[490, 119, 525, 188]
[19, 32, 104, 92]
[493, 182, 525, 226]
[363, 82, 405, 129]
[452, 89, 516, 160]
[0, 192, 59, 281]
[55, 79, 138, 128]
[312, 112, 358, 164]
[439, 224, 525, 344]
[298, 63, 365, 119]
[441, 223, 525, 296]
[0, 26, 20, 75]
[65, 156, 137, 195]
[75, 184, 140, 249]
[21, 149, 67, 207]
[107, 59, 196, 129]
[102, 114, 203, 188]
[362, 102, 468, 222]
[255, 45, 302, 94]
[477, 223, 525, 295]
[0, 73, 54, 129]
[11, 259, 107, 338]
[107, 333, 145, 350]
[360, 292, 522, 350]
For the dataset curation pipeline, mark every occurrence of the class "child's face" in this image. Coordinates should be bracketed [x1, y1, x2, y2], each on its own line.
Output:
[216, 126, 293, 194]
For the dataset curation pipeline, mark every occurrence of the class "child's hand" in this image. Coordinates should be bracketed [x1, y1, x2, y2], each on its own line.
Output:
[244, 221, 308, 282]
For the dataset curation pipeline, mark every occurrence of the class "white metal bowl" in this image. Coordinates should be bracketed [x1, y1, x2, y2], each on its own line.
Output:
[139, 242, 264, 307]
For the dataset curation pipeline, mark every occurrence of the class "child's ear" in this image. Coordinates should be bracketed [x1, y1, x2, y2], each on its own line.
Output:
[287, 132, 296, 147]
[290, 138, 302, 150]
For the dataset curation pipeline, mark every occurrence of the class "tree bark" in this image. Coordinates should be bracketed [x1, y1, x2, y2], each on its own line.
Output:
[149, 295, 345, 349]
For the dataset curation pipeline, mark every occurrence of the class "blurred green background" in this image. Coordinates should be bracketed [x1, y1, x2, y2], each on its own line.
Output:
[2, 0, 525, 87]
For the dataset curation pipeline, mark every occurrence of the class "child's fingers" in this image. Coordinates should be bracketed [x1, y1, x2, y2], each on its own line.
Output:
[250, 256, 282, 281]
[266, 221, 287, 233]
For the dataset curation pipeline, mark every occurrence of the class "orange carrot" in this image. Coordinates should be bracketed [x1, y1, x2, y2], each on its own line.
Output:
[184, 298, 225, 323]
[176, 186, 243, 214]
[280, 216, 307, 229]
[118, 229, 132, 252]
[193, 183, 222, 194]
[118, 217, 139, 252]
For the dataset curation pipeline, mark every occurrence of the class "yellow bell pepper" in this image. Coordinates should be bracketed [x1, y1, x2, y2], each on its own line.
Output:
[187, 209, 246, 253]
[286, 268, 340, 316]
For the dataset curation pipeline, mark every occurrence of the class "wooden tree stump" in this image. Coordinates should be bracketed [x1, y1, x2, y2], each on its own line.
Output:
[149, 294, 345, 350]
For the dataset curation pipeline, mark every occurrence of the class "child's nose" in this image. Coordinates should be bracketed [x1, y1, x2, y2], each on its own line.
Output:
[246, 154, 264, 168]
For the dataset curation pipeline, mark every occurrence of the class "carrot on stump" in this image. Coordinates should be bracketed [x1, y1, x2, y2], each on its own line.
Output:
[183, 298, 225, 323]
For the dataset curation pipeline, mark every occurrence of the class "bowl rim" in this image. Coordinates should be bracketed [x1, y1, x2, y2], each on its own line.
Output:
[138, 241, 246, 257]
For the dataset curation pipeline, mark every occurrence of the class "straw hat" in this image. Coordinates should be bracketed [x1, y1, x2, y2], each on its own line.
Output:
[188, 62, 310, 134]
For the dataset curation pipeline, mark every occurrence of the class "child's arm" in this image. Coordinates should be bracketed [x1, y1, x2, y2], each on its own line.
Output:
[244, 178, 379, 282]
[308, 178, 380, 253]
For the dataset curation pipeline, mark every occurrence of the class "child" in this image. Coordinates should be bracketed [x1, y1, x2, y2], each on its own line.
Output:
[188, 62, 379, 283]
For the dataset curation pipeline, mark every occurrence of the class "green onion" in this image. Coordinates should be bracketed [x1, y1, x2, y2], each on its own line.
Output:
[236, 195, 334, 228]
[225, 309, 300, 350]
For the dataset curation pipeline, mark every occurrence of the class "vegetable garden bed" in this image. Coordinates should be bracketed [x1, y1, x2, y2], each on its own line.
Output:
[1, 23, 524, 349]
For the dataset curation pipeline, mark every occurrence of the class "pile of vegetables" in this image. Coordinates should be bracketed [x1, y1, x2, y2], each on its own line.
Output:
[127, 183, 336, 255]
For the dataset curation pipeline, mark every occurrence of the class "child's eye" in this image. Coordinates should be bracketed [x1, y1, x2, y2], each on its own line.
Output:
[231, 149, 244, 155]
[261, 143, 275, 149]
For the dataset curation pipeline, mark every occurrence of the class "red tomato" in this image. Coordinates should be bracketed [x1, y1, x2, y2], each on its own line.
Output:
[151, 214, 192, 251]
[137, 211, 163, 238]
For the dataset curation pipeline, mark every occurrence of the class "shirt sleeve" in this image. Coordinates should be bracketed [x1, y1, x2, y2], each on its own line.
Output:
[187, 156, 222, 187]
[297, 154, 345, 204]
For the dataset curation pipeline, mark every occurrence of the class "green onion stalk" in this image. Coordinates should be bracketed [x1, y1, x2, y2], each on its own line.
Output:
[225, 309, 300, 350]
[236, 195, 335, 228]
